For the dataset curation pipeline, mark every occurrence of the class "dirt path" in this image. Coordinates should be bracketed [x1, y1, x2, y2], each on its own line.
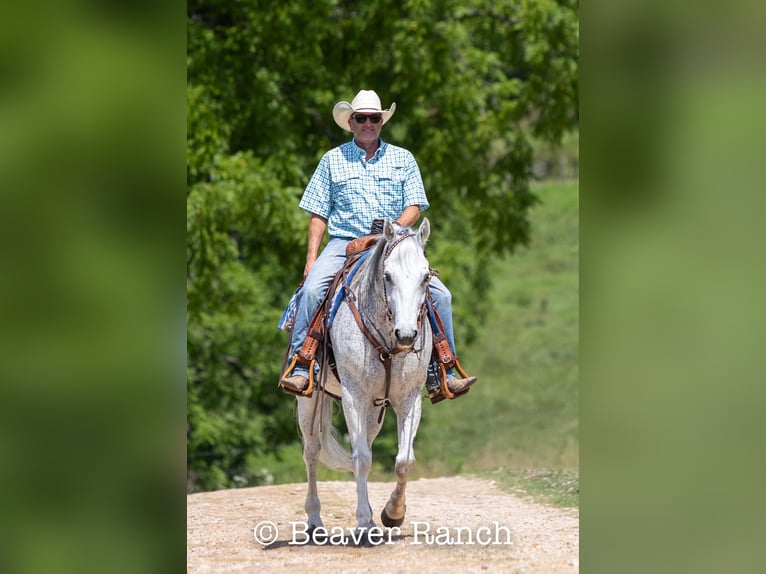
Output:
[187, 476, 578, 573]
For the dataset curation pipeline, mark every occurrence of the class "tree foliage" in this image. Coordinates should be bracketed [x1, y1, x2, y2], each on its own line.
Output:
[187, 0, 578, 491]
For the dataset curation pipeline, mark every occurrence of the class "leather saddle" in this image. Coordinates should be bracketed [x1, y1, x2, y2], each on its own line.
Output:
[279, 235, 380, 398]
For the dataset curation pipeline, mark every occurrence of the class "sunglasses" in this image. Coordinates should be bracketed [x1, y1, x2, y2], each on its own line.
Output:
[353, 114, 383, 124]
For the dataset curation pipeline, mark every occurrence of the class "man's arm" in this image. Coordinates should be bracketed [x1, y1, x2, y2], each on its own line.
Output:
[304, 214, 328, 278]
[395, 205, 422, 228]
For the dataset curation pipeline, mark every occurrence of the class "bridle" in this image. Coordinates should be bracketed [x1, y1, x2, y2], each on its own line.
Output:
[343, 232, 430, 422]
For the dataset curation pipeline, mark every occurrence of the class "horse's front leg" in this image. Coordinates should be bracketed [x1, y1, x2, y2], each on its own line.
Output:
[382, 391, 422, 528]
[342, 389, 383, 544]
[297, 395, 323, 532]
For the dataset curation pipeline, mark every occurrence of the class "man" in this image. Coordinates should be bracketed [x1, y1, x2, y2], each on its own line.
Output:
[280, 89, 476, 402]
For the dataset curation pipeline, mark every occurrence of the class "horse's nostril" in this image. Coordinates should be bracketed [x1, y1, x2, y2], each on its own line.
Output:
[395, 329, 416, 345]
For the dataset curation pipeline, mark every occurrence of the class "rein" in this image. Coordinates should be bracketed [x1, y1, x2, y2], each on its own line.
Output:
[343, 232, 426, 423]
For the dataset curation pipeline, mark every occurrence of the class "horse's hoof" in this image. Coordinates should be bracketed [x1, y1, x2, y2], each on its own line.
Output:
[306, 524, 323, 544]
[381, 506, 406, 528]
[354, 529, 374, 547]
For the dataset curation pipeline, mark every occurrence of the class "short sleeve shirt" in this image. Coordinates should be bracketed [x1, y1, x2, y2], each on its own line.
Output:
[299, 139, 430, 239]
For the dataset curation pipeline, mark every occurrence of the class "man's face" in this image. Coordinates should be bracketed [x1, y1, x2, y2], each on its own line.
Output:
[348, 113, 383, 146]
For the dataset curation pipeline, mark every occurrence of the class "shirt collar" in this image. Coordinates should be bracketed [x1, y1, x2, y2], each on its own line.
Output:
[351, 138, 387, 161]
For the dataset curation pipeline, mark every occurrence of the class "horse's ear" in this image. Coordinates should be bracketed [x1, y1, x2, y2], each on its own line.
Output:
[417, 217, 430, 246]
[383, 218, 396, 241]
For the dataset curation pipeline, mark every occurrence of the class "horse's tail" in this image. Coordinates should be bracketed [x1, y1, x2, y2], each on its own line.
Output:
[317, 397, 353, 472]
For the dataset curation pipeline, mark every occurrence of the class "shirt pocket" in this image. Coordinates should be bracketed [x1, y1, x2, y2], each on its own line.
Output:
[331, 172, 362, 211]
[374, 166, 407, 204]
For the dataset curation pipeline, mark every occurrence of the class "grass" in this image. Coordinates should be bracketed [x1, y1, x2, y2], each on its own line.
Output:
[412, 180, 579, 505]
[479, 468, 579, 508]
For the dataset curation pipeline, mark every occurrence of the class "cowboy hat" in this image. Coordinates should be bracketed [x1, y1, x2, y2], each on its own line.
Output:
[332, 90, 396, 132]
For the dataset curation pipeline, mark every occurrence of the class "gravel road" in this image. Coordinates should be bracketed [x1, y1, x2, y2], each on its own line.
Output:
[187, 476, 578, 573]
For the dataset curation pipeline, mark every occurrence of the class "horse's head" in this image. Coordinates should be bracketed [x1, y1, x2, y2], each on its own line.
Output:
[381, 218, 431, 350]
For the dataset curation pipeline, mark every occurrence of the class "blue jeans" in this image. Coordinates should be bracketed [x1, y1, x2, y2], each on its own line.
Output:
[288, 237, 457, 374]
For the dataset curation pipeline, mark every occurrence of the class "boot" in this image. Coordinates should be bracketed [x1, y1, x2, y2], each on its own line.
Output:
[446, 372, 477, 394]
[280, 373, 310, 395]
[426, 361, 477, 404]
[279, 363, 312, 396]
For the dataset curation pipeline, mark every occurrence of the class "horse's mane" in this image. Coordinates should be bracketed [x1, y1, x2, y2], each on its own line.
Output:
[363, 225, 416, 296]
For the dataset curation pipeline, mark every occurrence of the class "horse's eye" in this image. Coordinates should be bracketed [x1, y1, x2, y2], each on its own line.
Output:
[384, 272, 392, 282]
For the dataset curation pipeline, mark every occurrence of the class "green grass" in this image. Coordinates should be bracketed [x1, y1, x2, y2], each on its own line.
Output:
[413, 180, 579, 503]
[479, 468, 579, 508]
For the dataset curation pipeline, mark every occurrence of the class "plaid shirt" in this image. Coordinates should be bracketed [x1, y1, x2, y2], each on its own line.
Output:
[299, 139, 429, 239]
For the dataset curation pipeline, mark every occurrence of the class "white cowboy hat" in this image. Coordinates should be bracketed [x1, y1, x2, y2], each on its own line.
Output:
[332, 90, 396, 132]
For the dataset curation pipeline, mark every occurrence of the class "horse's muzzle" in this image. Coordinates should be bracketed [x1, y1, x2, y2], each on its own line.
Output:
[394, 328, 417, 348]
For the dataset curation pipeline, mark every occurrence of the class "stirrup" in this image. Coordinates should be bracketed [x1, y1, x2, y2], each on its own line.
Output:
[279, 354, 316, 397]
[438, 358, 475, 400]
[425, 362, 447, 404]
[428, 386, 448, 405]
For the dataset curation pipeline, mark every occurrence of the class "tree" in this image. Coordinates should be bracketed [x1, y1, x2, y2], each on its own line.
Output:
[187, 0, 578, 491]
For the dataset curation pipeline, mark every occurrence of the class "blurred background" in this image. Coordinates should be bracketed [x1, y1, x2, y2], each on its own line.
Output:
[1, 1, 184, 573]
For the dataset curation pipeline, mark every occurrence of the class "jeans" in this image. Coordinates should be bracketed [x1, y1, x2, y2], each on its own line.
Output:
[288, 237, 458, 374]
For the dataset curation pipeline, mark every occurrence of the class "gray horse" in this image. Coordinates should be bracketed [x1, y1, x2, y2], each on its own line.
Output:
[296, 218, 433, 546]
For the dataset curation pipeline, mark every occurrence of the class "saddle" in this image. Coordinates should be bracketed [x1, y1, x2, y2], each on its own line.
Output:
[279, 236, 377, 399]
[279, 234, 468, 400]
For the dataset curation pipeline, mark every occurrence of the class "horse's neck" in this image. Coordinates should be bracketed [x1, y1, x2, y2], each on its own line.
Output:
[353, 260, 389, 333]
